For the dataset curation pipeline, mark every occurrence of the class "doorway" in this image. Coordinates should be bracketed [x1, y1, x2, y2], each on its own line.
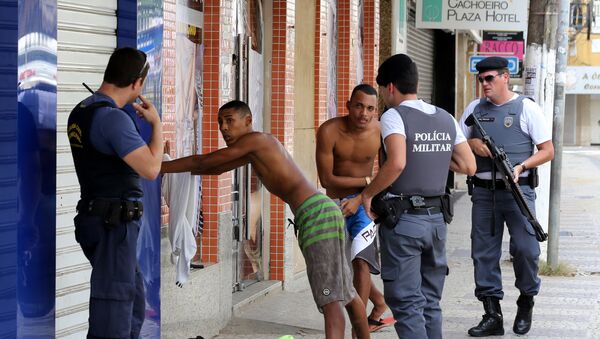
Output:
[231, 0, 266, 292]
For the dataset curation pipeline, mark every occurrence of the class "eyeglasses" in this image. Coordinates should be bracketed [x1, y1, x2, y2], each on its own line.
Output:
[477, 73, 502, 83]
[137, 59, 150, 79]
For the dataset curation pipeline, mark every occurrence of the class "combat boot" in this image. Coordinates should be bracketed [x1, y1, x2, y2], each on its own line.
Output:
[468, 297, 504, 337]
[513, 294, 534, 335]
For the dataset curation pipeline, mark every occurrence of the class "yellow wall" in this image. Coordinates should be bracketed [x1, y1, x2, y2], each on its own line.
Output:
[569, 32, 600, 66]
[568, 0, 600, 66]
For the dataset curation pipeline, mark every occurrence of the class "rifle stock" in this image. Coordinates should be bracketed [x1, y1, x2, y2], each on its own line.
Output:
[465, 115, 548, 242]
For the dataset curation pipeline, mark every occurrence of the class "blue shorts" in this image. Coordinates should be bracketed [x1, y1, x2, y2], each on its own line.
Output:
[341, 195, 381, 275]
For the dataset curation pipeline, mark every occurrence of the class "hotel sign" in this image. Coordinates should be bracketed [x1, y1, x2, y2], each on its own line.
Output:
[416, 0, 528, 31]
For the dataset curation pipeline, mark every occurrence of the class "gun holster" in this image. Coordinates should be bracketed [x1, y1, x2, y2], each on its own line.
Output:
[466, 176, 473, 195]
[371, 192, 401, 229]
[440, 189, 454, 224]
[528, 167, 539, 188]
[77, 199, 143, 228]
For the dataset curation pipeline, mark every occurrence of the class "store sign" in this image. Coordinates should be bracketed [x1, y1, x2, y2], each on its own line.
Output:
[481, 31, 524, 60]
[416, 0, 528, 31]
[565, 66, 600, 94]
[469, 55, 519, 74]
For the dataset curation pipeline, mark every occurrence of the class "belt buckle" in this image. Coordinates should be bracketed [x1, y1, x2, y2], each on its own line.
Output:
[410, 196, 425, 208]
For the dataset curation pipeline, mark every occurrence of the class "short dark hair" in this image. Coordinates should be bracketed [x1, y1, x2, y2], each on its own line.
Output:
[103, 47, 148, 88]
[350, 84, 377, 100]
[376, 54, 418, 94]
[218, 100, 252, 117]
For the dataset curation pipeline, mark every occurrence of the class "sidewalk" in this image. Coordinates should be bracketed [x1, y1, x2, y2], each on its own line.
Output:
[213, 146, 600, 339]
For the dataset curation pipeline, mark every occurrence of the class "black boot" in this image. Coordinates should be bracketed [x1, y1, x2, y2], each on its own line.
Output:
[513, 294, 534, 335]
[468, 297, 504, 337]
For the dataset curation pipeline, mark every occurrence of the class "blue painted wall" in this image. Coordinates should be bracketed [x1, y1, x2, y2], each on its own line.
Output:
[118, 0, 161, 336]
[1, 1, 161, 336]
[16, 0, 57, 335]
[0, 0, 57, 336]
[0, 0, 19, 334]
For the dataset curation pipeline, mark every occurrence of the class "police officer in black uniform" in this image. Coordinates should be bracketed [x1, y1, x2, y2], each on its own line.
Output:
[459, 56, 554, 336]
[347, 54, 476, 338]
[67, 47, 163, 338]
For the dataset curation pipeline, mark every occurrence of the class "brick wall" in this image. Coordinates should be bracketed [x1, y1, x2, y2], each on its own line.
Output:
[161, 0, 379, 280]
[201, 0, 234, 263]
[269, 0, 295, 281]
[161, 0, 176, 228]
[363, 0, 379, 87]
[336, 0, 358, 116]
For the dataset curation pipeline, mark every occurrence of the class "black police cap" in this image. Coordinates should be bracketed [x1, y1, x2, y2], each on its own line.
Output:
[475, 56, 508, 73]
[376, 54, 416, 86]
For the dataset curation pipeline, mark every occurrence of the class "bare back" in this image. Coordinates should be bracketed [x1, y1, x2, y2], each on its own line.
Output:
[317, 117, 380, 199]
[162, 131, 317, 212]
[238, 133, 317, 212]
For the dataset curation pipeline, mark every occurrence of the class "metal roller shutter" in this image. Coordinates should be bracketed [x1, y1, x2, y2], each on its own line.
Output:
[407, 7, 434, 103]
[55, 0, 116, 337]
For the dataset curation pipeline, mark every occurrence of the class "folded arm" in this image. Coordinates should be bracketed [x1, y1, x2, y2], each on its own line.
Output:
[450, 141, 476, 175]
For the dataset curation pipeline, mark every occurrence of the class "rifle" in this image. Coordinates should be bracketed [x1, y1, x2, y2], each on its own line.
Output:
[465, 114, 548, 242]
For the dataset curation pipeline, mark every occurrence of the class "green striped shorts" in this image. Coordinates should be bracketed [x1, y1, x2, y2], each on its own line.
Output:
[294, 193, 355, 310]
[295, 193, 346, 250]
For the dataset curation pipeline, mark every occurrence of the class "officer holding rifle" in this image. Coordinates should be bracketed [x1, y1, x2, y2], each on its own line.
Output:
[459, 56, 554, 337]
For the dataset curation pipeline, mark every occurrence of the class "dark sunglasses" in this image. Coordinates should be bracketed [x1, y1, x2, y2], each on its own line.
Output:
[477, 73, 502, 83]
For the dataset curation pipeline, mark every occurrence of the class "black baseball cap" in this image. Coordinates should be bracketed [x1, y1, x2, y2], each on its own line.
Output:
[475, 56, 509, 73]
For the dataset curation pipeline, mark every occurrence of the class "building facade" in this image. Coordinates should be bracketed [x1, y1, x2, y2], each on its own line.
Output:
[0, 0, 485, 337]
[565, 0, 600, 145]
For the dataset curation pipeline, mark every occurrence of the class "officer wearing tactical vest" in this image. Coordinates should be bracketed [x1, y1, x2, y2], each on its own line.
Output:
[67, 47, 163, 338]
[459, 56, 554, 337]
[350, 54, 476, 338]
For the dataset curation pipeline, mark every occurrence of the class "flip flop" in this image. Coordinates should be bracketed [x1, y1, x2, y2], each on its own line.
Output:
[368, 316, 395, 332]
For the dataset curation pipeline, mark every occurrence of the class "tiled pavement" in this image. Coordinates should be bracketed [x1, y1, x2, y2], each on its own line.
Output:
[212, 147, 600, 339]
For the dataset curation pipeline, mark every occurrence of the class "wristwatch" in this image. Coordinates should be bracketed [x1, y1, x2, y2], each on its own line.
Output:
[516, 162, 528, 171]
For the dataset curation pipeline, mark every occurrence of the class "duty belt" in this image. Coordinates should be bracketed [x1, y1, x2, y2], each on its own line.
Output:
[392, 195, 443, 215]
[77, 198, 143, 227]
[405, 206, 442, 215]
[471, 176, 529, 190]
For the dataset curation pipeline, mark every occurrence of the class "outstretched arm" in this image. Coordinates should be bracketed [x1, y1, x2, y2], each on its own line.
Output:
[161, 134, 256, 174]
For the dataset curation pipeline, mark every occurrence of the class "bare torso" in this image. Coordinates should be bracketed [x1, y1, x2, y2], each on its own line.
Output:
[326, 118, 380, 199]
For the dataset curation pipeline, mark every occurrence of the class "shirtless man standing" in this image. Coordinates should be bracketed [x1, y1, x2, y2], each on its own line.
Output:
[161, 100, 370, 339]
[316, 84, 392, 332]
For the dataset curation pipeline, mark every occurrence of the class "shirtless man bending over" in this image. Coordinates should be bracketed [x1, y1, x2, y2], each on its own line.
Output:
[316, 84, 392, 332]
[161, 100, 370, 339]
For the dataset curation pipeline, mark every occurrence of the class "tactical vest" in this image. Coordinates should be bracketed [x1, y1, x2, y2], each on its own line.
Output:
[472, 96, 534, 173]
[67, 100, 143, 200]
[386, 105, 456, 197]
